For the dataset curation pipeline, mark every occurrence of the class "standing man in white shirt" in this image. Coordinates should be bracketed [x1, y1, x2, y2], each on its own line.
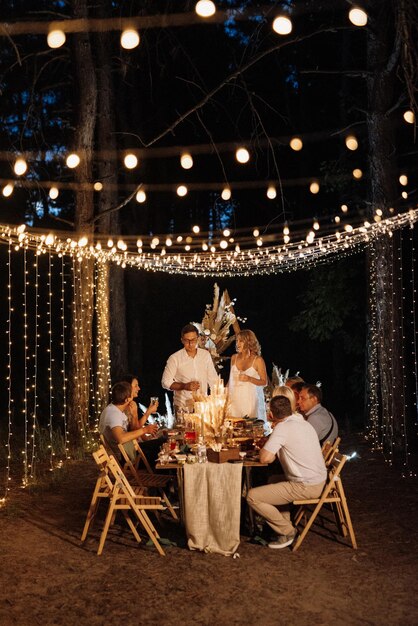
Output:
[162, 324, 219, 412]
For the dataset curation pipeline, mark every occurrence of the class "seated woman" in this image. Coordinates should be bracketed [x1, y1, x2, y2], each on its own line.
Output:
[121, 373, 167, 468]
[98, 381, 158, 459]
[228, 330, 267, 426]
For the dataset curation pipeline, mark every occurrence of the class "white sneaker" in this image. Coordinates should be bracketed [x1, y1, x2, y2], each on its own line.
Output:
[268, 532, 297, 550]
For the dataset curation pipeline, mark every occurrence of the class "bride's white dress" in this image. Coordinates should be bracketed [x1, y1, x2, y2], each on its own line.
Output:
[228, 361, 266, 423]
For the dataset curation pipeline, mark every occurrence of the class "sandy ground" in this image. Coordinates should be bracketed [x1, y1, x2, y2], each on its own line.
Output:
[0, 434, 417, 626]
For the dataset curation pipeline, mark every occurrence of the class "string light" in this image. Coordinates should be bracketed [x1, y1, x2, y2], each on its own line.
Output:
[289, 137, 303, 151]
[2, 183, 14, 197]
[124, 153, 138, 169]
[180, 153, 193, 169]
[93, 181, 103, 191]
[399, 175, 408, 186]
[221, 187, 231, 200]
[345, 136, 358, 151]
[310, 181, 320, 194]
[348, 7, 368, 26]
[403, 110, 415, 124]
[195, 1, 216, 18]
[47, 29, 66, 48]
[177, 185, 188, 197]
[136, 189, 146, 203]
[66, 153, 80, 168]
[267, 185, 277, 199]
[120, 29, 140, 49]
[353, 168, 363, 179]
[14, 158, 28, 176]
[192, 225, 200, 234]
[272, 16, 292, 35]
[235, 147, 250, 163]
[49, 186, 59, 199]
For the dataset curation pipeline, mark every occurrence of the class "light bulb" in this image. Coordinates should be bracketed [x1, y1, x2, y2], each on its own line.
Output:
[283, 223, 289, 236]
[66, 153, 80, 168]
[235, 147, 250, 163]
[14, 158, 27, 175]
[192, 225, 200, 233]
[195, 1, 216, 18]
[272, 16, 292, 35]
[93, 182, 103, 191]
[349, 8, 368, 26]
[253, 229, 259, 237]
[223, 229, 231, 237]
[177, 185, 188, 197]
[180, 153, 193, 169]
[47, 30, 66, 49]
[267, 185, 277, 199]
[2, 184, 14, 197]
[49, 187, 59, 199]
[120, 29, 140, 50]
[221, 187, 231, 200]
[399, 174, 408, 186]
[341, 204, 348, 212]
[345, 135, 358, 150]
[313, 219, 320, 230]
[310, 181, 320, 194]
[352, 168, 363, 179]
[220, 240, 228, 249]
[290, 137, 303, 151]
[124, 153, 138, 169]
[403, 110, 415, 124]
[136, 190, 146, 203]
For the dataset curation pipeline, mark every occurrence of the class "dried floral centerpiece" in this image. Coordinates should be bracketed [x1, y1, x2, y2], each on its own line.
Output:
[192, 283, 244, 372]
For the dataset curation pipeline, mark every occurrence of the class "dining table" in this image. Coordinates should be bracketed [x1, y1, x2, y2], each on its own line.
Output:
[156, 456, 268, 555]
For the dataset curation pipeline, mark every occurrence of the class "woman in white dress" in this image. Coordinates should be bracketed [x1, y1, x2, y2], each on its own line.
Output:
[228, 330, 267, 423]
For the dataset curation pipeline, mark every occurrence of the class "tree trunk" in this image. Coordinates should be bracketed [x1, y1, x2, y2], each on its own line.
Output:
[95, 2, 128, 385]
[366, 0, 404, 459]
[67, 0, 97, 448]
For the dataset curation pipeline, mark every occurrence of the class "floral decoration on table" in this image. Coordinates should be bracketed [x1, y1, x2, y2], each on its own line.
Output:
[192, 283, 245, 371]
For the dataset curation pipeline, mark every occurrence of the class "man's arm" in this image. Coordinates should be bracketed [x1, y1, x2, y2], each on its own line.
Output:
[162, 353, 199, 391]
[259, 447, 276, 464]
[111, 423, 158, 445]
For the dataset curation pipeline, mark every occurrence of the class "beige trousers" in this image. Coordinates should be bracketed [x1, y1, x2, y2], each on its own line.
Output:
[247, 478, 325, 537]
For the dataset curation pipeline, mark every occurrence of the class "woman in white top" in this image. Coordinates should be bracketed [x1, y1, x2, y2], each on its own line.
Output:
[228, 329, 267, 423]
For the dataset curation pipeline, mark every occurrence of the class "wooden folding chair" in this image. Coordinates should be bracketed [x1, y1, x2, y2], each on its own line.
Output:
[118, 440, 179, 521]
[321, 436, 341, 466]
[292, 452, 357, 552]
[81, 446, 166, 556]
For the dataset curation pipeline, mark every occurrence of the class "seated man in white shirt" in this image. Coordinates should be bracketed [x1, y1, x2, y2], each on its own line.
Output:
[161, 324, 219, 412]
[247, 395, 327, 549]
[98, 381, 158, 457]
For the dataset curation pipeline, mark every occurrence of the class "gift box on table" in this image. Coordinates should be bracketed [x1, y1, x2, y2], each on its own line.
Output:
[207, 447, 240, 463]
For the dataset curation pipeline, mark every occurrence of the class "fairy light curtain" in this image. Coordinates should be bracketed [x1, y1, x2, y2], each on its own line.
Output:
[0, 244, 109, 502]
[1, 216, 417, 502]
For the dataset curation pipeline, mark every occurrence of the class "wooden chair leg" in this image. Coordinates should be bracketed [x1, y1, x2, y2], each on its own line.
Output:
[81, 478, 104, 541]
[97, 500, 117, 556]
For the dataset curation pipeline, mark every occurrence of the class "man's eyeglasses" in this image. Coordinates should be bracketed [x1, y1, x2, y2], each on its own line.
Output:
[182, 338, 198, 344]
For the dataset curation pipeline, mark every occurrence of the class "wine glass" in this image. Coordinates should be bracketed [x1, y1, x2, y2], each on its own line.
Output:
[239, 451, 247, 461]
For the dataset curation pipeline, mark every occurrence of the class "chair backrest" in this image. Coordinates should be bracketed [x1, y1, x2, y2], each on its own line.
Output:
[328, 451, 347, 483]
[93, 445, 137, 500]
[132, 439, 154, 474]
[322, 436, 341, 466]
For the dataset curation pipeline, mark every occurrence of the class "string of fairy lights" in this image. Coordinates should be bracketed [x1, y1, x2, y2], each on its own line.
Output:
[0, 212, 417, 502]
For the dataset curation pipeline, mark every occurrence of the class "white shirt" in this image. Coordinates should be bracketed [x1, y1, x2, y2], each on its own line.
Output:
[98, 403, 128, 454]
[263, 413, 327, 484]
[161, 347, 219, 409]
